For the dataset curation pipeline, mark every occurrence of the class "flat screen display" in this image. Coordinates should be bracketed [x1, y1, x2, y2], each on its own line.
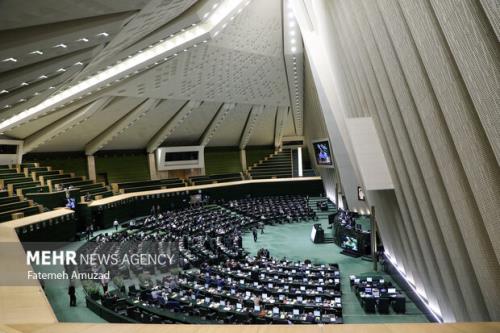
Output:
[312, 140, 333, 166]
[164, 151, 198, 162]
[342, 236, 358, 252]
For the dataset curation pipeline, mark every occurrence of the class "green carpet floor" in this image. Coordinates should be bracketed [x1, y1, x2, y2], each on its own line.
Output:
[242, 218, 428, 323]
[38, 204, 428, 324]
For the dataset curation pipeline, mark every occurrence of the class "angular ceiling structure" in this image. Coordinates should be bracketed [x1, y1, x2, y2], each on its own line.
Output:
[0, 0, 304, 154]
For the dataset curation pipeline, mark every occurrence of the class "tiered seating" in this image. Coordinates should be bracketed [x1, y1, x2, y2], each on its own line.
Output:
[141, 259, 342, 324]
[0, 164, 44, 221]
[112, 178, 186, 194]
[77, 195, 343, 324]
[23, 162, 111, 201]
[224, 195, 317, 224]
[248, 149, 292, 179]
[188, 173, 243, 185]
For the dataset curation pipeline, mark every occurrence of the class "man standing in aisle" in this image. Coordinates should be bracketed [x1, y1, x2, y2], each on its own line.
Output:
[252, 226, 258, 242]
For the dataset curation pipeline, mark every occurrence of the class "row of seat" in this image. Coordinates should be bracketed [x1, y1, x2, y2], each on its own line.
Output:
[111, 178, 186, 194]
[247, 149, 293, 179]
[0, 163, 45, 221]
[0, 162, 112, 219]
[188, 173, 243, 186]
[350, 275, 406, 314]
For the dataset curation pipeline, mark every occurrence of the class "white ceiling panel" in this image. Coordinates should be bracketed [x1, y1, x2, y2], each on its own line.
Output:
[102, 98, 188, 150]
[208, 103, 252, 147]
[33, 97, 145, 152]
[247, 105, 277, 146]
[0, 0, 146, 31]
[164, 101, 221, 146]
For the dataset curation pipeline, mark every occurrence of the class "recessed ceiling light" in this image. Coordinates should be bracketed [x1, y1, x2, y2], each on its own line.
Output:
[74, 62, 83, 66]
[96, 32, 109, 37]
[39, 75, 48, 79]
[29, 50, 43, 55]
[53, 43, 67, 48]
[0, 90, 8, 94]
[76, 38, 89, 42]
[20, 82, 29, 86]
[2, 57, 17, 62]
[291, 46, 297, 52]
[57, 68, 66, 72]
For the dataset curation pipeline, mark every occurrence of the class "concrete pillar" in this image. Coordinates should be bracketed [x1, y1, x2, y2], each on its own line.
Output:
[87, 155, 96, 181]
[335, 182, 339, 208]
[240, 149, 247, 171]
[148, 153, 158, 180]
[297, 147, 303, 177]
[371, 205, 378, 271]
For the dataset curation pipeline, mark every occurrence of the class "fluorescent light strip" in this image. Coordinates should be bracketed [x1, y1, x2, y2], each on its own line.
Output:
[385, 251, 443, 322]
[0, 0, 248, 131]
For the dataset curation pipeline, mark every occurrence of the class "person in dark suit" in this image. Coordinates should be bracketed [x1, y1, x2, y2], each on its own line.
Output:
[305, 312, 315, 323]
[68, 280, 76, 307]
[252, 227, 258, 242]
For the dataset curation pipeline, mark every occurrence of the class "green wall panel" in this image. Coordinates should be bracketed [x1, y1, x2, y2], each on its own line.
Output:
[204, 148, 241, 175]
[24, 153, 88, 177]
[246, 146, 275, 168]
[95, 151, 149, 184]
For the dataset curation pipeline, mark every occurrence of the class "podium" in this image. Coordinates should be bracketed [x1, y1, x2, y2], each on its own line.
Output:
[310, 224, 325, 243]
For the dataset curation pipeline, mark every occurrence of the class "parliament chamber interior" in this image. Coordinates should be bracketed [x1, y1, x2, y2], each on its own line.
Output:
[0, 0, 498, 333]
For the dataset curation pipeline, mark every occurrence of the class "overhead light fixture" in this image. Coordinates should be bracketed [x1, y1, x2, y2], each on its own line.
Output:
[29, 50, 44, 55]
[0, 90, 8, 94]
[53, 43, 67, 49]
[0, 0, 250, 132]
[76, 38, 89, 42]
[2, 58, 17, 63]
[96, 32, 109, 37]
[20, 82, 29, 86]
[38, 75, 48, 79]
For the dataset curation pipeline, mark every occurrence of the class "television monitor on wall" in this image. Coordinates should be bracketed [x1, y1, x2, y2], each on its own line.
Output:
[312, 139, 333, 167]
